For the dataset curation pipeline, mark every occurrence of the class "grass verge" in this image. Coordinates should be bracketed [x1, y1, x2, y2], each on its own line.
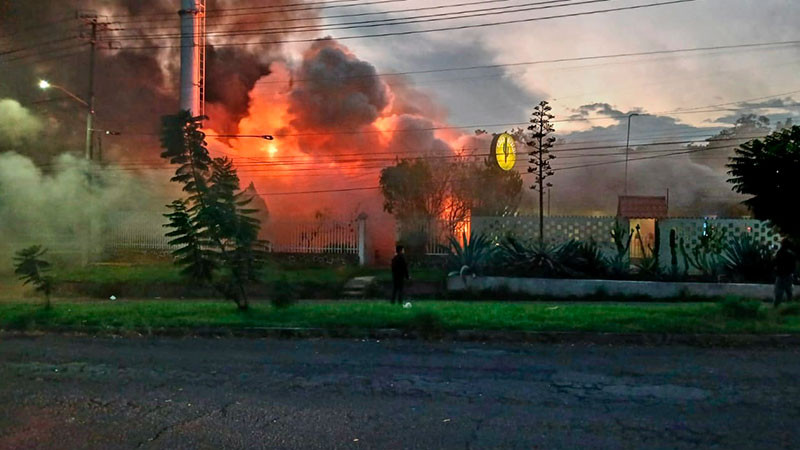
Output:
[2, 300, 800, 335]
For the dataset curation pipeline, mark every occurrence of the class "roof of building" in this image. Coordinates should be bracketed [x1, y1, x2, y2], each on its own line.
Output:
[617, 195, 668, 219]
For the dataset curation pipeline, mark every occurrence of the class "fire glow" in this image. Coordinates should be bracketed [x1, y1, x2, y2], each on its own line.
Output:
[205, 39, 481, 220]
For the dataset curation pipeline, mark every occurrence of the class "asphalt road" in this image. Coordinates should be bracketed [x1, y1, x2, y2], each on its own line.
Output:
[1, 335, 799, 449]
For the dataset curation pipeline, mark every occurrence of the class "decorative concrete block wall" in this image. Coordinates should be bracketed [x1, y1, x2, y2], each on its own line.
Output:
[656, 218, 780, 273]
[471, 215, 624, 256]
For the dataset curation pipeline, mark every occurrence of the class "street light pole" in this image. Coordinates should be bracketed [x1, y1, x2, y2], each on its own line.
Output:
[624, 113, 639, 195]
[85, 19, 97, 161]
[38, 78, 95, 264]
[39, 79, 92, 156]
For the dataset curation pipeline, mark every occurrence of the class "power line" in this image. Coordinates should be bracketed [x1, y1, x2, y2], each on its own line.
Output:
[108, 0, 581, 41]
[109, 0, 410, 24]
[107, 0, 364, 18]
[203, 144, 741, 196]
[254, 39, 800, 85]
[0, 14, 78, 38]
[102, 0, 697, 51]
[256, 186, 381, 196]
[71, 132, 770, 173]
[112, 0, 523, 35]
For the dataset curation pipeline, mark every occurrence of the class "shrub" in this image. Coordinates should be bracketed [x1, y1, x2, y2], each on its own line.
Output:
[270, 277, 298, 309]
[445, 231, 496, 276]
[497, 237, 568, 278]
[723, 234, 775, 283]
[13, 245, 54, 309]
[565, 240, 609, 278]
[719, 297, 762, 319]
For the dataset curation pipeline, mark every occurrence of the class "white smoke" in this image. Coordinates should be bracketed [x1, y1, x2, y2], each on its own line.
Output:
[0, 99, 43, 150]
[0, 151, 171, 265]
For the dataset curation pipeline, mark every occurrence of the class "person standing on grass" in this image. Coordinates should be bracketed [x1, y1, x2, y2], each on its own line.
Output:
[774, 239, 796, 307]
[391, 245, 410, 305]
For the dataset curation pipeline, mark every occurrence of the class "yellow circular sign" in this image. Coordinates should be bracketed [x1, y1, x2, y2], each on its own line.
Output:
[492, 133, 516, 171]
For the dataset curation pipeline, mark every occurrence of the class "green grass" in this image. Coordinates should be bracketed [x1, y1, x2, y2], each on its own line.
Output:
[2, 300, 800, 335]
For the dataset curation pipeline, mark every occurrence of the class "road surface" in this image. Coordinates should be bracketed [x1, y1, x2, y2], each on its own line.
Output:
[1, 334, 799, 449]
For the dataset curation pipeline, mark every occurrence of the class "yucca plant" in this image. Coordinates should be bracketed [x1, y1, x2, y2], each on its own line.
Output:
[445, 231, 496, 277]
[13, 245, 54, 309]
[723, 234, 775, 283]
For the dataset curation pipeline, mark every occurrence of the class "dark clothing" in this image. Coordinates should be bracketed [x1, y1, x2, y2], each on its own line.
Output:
[775, 247, 796, 277]
[391, 254, 409, 304]
[775, 275, 793, 307]
[391, 254, 409, 282]
[391, 279, 405, 304]
[774, 246, 796, 307]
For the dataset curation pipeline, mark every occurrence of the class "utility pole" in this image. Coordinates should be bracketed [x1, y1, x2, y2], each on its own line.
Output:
[179, 0, 206, 116]
[79, 12, 99, 162]
[78, 11, 111, 265]
[624, 113, 640, 195]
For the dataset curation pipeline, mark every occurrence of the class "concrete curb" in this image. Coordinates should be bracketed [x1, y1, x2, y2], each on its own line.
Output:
[3, 327, 800, 347]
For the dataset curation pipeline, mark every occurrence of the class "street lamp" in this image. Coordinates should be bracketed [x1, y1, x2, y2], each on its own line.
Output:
[624, 113, 640, 195]
[39, 79, 96, 266]
[38, 79, 93, 160]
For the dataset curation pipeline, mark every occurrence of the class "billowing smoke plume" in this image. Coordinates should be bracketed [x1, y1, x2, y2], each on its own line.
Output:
[0, 151, 172, 268]
[0, 0, 311, 161]
[0, 99, 43, 149]
[543, 105, 750, 217]
[289, 40, 391, 131]
[205, 38, 472, 257]
[1, 0, 761, 265]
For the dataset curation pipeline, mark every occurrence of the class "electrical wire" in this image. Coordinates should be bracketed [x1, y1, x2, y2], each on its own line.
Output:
[109, 0, 410, 24]
[109, 0, 581, 41]
[101, 1, 697, 51]
[111, 0, 525, 34]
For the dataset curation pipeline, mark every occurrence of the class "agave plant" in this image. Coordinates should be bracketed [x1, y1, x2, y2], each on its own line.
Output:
[563, 240, 609, 278]
[445, 231, 496, 277]
[497, 237, 569, 278]
[723, 234, 775, 283]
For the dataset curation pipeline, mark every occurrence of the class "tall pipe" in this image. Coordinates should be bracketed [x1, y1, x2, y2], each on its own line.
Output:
[179, 0, 200, 115]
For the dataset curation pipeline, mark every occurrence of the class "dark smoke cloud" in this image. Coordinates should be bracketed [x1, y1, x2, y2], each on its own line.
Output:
[204, 45, 270, 134]
[0, 0, 315, 162]
[384, 114, 451, 156]
[289, 39, 390, 131]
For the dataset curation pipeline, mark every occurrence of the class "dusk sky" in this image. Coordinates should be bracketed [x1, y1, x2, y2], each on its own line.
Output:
[315, 0, 799, 135]
[2, 0, 799, 216]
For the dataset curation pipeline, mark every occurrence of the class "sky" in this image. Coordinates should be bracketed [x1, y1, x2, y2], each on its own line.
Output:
[325, 0, 800, 134]
[1, 0, 799, 219]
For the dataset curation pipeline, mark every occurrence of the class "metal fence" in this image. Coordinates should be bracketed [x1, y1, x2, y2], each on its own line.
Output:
[7, 211, 363, 258]
[265, 219, 359, 254]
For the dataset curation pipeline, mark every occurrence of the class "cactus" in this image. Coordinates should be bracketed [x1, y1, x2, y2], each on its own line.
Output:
[669, 229, 679, 277]
[610, 220, 632, 276]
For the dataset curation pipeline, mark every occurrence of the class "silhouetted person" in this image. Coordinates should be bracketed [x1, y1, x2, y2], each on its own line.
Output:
[391, 245, 410, 304]
[774, 239, 796, 307]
